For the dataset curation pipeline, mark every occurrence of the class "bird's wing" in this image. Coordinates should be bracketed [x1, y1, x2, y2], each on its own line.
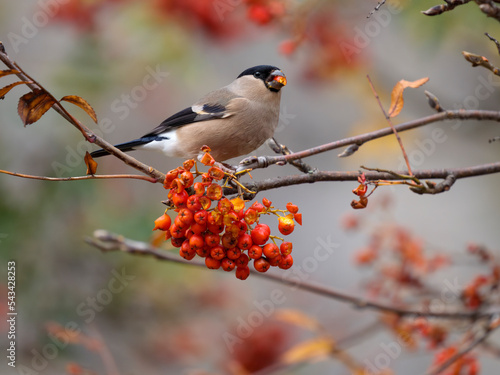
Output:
[142, 88, 248, 137]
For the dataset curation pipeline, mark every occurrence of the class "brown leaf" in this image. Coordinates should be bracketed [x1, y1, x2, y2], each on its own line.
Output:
[17, 89, 57, 125]
[0, 81, 29, 99]
[84, 151, 98, 175]
[388, 77, 429, 118]
[60, 95, 97, 123]
[0, 69, 20, 78]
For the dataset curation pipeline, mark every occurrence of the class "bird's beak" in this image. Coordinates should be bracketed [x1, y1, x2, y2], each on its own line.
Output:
[266, 69, 287, 91]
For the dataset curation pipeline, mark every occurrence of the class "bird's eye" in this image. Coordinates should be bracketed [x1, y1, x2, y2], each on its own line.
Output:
[254, 72, 262, 78]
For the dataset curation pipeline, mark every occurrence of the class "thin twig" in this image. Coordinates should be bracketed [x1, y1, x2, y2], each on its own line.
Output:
[366, 75, 413, 175]
[0, 169, 158, 183]
[86, 230, 499, 320]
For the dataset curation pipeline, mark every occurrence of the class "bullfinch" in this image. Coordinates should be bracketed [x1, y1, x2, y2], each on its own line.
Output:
[90, 65, 287, 161]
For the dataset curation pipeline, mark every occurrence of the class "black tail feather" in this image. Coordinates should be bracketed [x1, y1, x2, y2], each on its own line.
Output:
[90, 138, 152, 158]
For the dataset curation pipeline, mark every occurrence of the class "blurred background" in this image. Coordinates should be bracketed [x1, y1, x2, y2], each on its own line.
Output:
[1, 0, 500, 374]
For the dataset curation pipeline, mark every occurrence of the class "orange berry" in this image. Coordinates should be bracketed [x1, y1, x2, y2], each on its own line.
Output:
[248, 245, 263, 259]
[221, 258, 236, 272]
[280, 241, 293, 255]
[278, 215, 295, 235]
[237, 233, 253, 250]
[262, 197, 272, 208]
[278, 254, 293, 269]
[153, 213, 171, 231]
[210, 245, 225, 260]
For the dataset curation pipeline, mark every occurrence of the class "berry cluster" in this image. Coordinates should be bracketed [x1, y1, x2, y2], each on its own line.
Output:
[152, 154, 302, 280]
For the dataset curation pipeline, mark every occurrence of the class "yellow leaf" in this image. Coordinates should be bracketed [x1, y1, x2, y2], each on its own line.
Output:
[0, 69, 20, 78]
[17, 89, 57, 126]
[60, 95, 97, 123]
[274, 309, 322, 332]
[0, 81, 29, 99]
[388, 77, 429, 118]
[84, 151, 98, 175]
[281, 337, 334, 365]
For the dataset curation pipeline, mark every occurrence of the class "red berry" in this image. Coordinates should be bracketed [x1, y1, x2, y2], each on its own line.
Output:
[172, 190, 189, 207]
[207, 223, 224, 234]
[222, 232, 238, 249]
[248, 245, 263, 259]
[180, 246, 196, 260]
[235, 253, 249, 268]
[221, 258, 236, 272]
[268, 254, 281, 267]
[237, 233, 253, 250]
[279, 254, 294, 269]
[189, 234, 204, 251]
[254, 258, 270, 273]
[250, 201, 265, 213]
[251, 224, 270, 245]
[286, 202, 299, 214]
[205, 256, 221, 269]
[227, 247, 242, 260]
[196, 246, 209, 258]
[263, 243, 280, 258]
[153, 213, 171, 231]
[170, 236, 185, 248]
[191, 222, 207, 234]
[177, 208, 194, 225]
[235, 266, 250, 280]
[210, 245, 225, 260]
[194, 210, 208, 225]
[294, 213, 302, 226]
[280, 241, 293, 255]
[205, 232, 221, 247]
[262, 197, 272, 207]
[187, 195, 202, 211]
[170, 224, 185, 238]
[179, 171, 194, 188]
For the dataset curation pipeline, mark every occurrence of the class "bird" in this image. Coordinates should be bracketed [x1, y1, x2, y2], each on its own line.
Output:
[90, 65, 287, 162]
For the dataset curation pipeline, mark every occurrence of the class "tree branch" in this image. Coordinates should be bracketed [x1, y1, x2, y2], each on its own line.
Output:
[86, 230, 499, 320]
[239, 109, 500, 171]
[0, 42, 165, 183]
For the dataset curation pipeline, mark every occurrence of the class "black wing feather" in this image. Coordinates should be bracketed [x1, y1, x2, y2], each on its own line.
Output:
[142, 104, 227, 137]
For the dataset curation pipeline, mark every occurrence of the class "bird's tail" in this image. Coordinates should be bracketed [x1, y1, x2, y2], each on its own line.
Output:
[90, 139, 151, 158]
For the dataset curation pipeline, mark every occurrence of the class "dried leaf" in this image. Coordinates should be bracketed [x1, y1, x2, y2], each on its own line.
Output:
[17, 89, 57, 125]
[0, 81, 29, 99]
[60, 95, 97, 123]
[0, 69, 20, 78]
[388, 77, 429, 118]
[281, 337, 334, 365]
[84, 151, 98, 175]
[274, 309, 322, 332]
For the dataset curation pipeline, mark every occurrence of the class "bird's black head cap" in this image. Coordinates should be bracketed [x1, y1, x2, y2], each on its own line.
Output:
[237, 65, 281, 80]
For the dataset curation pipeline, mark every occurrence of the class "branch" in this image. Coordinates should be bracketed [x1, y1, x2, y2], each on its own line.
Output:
[422, 0, 472, 16]
[225, 162, 500, 198]
[239, 109, 500, 171]
[0, 169, 157, 183]
[86, 230, 500, 320]
[0, 42, 165, 183]
[426, 316, 500, 375]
